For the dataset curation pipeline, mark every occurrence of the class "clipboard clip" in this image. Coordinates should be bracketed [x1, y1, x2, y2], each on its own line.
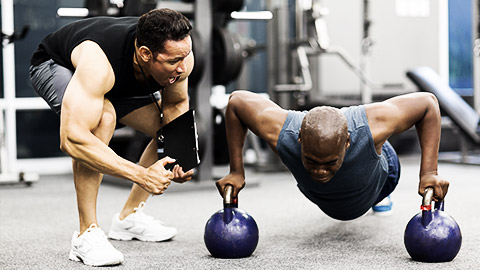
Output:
[156, 128, 165, 154]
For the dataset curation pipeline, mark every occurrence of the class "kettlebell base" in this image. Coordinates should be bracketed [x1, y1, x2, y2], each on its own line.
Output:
[209, 252, 255, 259]
[410, 257, 455, 263]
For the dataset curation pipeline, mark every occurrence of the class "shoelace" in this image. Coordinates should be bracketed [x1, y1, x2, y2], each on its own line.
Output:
[133, 202, 165, 225]
[83, 223, 109, 246]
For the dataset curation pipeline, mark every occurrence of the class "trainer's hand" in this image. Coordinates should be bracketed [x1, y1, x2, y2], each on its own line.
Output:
[215, 172, 246, 199]
[171, 164, 194, 183]
[141, 156, 175, 195]
[419, 174, 449, 201]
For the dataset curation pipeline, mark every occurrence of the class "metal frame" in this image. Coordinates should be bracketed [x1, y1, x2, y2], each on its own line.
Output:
[474, 0, 480, 114]
[1, 0, 41, 184]
[193, 0, 213, 181]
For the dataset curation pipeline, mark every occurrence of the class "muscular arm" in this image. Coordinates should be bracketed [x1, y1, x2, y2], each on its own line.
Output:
[366, 92, 449, 200]
[60, 41, 172, 193]
[216, 90, 287, 197]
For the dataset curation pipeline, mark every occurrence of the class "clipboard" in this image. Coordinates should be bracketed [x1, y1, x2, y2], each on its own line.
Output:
[156, 109, 201, 171]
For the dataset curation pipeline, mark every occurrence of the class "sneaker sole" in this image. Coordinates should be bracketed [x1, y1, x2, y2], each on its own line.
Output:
[69, 249, 123, 266]
[372, 209, 394, 216]
[108, 230, 176, 242]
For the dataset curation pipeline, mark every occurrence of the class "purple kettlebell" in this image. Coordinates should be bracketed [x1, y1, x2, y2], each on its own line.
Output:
[204, 185, 259, 258]
[404, 187, 462, 262]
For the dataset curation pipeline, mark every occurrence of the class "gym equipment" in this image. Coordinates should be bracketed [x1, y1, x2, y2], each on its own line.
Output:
[204, 185, 259, 258]
[188, 29, 205, 87]
[212, 0, 245, 13]
[121, 0, 157, 16]
[269, 0, 405, 108]
[1, 17, 38, 186]
[181, 0, 245, 13]
[1, 25, 29, 45]
[192, 26, 264, 86]
[407, 66, 480, 164]
[404, 188, 462, 262]
[212, 27, 244, 86]
[84, 0, 109, 16]
[212, 108, 229, 165]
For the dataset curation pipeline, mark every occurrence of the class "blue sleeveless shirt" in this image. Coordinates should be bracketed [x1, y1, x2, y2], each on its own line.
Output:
[276, 105, 389, 220]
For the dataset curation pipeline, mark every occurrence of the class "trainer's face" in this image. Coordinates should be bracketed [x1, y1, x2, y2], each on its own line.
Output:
[149, 35, 192, 87]
[299, 133, 349, 184]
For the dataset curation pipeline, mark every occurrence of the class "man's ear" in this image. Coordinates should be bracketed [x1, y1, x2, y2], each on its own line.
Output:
[138, 45, 153, 62]
[298, 129, 302, 143]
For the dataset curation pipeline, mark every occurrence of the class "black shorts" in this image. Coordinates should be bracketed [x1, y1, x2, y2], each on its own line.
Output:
[29, 59, 154, 128]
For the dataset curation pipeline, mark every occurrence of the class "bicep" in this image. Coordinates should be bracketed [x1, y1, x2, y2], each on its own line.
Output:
[62, 41, 114, 134]
[61, 77, 105, 133]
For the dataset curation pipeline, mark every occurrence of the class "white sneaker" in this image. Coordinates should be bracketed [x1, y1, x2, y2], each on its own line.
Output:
[372, 195, 394, 216]
[69, 224, 124, 266]
[108, 202, 177, 242]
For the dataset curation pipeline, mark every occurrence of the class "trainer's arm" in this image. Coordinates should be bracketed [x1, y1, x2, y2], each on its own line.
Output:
[367, 92, 449, 200]
[216, 90, 287, 198]
[60, 41, 173, 194]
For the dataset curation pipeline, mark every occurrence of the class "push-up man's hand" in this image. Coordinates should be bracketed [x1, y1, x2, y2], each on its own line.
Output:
[215, 172, 246, 200]
[419, 173, 449, 201]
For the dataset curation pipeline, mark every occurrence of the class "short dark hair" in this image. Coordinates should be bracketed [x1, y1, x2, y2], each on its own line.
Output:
[136, 8, 192, 55]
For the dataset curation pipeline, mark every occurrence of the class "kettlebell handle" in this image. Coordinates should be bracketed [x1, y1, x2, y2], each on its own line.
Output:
[422, 187, 445, 211]
[422, 187, 434, 211]
[223, 185, 238, 208]
[224, 185, 233, 204]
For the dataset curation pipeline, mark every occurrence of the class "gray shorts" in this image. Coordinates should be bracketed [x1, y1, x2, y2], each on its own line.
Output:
[29, 59, 154, 126]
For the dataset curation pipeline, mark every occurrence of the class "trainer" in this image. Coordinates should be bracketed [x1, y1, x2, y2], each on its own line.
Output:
[30, 8, 194, 266]
[216, 91, 449, 221]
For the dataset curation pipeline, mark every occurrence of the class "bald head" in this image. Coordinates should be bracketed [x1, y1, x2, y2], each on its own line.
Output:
[298, 107, 350, 183]
[300, 106, 349, 145]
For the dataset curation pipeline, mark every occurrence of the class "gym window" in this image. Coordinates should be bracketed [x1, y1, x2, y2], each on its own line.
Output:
[448, 0, 473, 96]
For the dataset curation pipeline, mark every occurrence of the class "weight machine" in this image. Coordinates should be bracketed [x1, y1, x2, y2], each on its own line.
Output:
[1, 0, 38, 186]
[267, 0, 405, 108]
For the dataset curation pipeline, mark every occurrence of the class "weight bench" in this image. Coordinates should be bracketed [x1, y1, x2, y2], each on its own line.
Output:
[406, 66, 480, 165]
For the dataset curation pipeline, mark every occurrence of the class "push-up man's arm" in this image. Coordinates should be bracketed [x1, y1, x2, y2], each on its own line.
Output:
[366, 92, 449, 200]
[216, 90, 288, 198]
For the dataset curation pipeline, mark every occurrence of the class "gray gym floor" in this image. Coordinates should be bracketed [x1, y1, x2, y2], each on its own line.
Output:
[1, 154, 479, 269]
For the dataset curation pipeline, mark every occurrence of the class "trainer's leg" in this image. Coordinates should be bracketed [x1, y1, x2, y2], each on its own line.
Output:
[108, 102, 178, 242]
[116, 103, 162, 218]
[74, 99, 116, 234]
[118, 138, 157, 219]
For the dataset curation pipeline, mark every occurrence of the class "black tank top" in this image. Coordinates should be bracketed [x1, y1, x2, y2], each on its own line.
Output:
[31, 16, 160, 99]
